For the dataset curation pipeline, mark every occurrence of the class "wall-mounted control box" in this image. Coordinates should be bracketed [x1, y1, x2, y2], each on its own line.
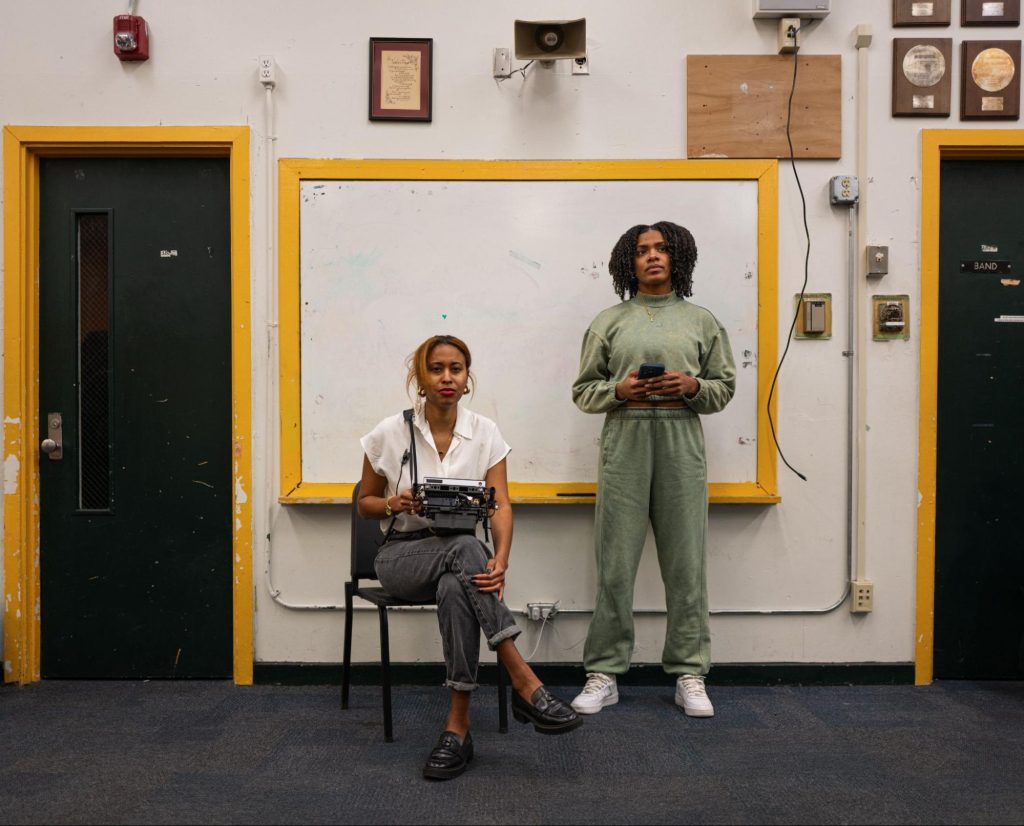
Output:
[795, 293, 832, 339]
[804, 298, 826, 333]
[753, 0, 831, 18]
[872, 295, 910, 341]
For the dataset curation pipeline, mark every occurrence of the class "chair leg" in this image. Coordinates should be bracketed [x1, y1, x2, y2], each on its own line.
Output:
[497, 660, 509, 734]
[341, 582, 354, 710]
[379, 606, 394, 743]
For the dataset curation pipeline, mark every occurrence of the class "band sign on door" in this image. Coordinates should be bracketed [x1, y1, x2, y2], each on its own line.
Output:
[961, 260, 1013, 273]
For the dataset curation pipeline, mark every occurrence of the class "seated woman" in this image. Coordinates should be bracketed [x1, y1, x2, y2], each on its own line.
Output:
[358, 334, 581, 781]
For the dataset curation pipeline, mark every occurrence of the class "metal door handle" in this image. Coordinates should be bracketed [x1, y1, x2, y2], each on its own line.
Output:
[42, 412, 63, 460]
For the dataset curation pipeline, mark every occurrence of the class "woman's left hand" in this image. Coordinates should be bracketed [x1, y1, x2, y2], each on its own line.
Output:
[472, 558, 507, 600]
[645, 370, 699, 398]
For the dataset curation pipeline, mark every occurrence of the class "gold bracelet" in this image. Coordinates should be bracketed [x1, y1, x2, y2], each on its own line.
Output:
[383, 496, 393, 517]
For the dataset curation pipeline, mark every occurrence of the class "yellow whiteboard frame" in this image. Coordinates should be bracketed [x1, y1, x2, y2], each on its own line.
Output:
[2, 126, 253, 685]
[278, 159, 779, 505]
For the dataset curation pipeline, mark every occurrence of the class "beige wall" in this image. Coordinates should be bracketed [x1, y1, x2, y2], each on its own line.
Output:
[0, 0, 997, 668]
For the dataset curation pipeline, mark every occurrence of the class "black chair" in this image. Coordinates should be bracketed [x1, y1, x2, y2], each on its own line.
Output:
[341, 482, 509, 742]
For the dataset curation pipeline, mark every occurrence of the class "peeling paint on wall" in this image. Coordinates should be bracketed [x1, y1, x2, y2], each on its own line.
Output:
[234, 476, 248, 511]
[4, 454, 21, 494]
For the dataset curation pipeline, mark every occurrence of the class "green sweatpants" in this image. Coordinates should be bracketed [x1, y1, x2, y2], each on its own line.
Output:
[583, 407, 710, 676]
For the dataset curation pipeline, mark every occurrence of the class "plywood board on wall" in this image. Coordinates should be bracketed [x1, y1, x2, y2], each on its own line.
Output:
[687, 55, 842, 159]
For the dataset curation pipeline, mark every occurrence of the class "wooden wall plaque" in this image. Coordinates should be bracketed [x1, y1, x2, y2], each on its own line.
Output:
[962, 0, 1020, 25]
[961, 40, 1021, 118]
[893, 0, 952, 26]
[687, 55, 841, 160]
[892, 38, 952, 116]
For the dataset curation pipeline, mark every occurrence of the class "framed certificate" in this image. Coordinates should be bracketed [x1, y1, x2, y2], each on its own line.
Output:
[893, 0, 951, 26]
[961, 40, 1021, 118]
[892, 38, 953, 116]
[369, 38, 433, 122]
[962, 0, 1020, 25]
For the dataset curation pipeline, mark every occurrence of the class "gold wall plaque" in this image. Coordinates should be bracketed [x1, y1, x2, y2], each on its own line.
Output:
[962, 40, 1021, 118]
[972, 47, 1016, 90]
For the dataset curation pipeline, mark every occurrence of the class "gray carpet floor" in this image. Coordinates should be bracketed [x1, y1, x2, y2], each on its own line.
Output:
[1, 680, 1022, 825]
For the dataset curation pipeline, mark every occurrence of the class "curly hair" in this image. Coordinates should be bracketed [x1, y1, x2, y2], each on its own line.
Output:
[608, 221, 698, 300]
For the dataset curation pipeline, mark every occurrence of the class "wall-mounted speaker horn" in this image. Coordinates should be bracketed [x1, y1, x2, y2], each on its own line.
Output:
[514, 18, 586, 60]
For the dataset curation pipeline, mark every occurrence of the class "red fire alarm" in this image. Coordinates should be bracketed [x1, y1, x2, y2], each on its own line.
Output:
[113, 14, 149, 61]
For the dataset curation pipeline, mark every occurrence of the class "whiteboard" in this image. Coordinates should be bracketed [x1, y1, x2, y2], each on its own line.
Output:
[279, 160, 778, 503]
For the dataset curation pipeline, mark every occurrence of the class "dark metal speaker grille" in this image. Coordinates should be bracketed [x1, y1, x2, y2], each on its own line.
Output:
[77, 213, 111, 510]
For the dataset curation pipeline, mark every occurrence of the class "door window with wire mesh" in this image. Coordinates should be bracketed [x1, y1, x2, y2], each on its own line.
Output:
[77, 211, 111, 511]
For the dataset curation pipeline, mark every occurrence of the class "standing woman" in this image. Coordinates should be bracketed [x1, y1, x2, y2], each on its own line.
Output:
[358, 334, 581, 781]
[570, 222, 736, 718]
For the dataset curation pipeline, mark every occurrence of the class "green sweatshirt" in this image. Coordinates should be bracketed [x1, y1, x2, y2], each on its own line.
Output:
[572, 292, 737, 415]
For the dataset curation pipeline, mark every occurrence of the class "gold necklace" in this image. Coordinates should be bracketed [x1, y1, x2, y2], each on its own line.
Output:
[636, 295, 666, 323]
[434, 426, 456, 458]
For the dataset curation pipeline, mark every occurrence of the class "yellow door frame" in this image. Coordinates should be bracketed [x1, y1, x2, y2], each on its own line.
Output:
[2, 126, 253, 685]
[916, 129, 1024, 685]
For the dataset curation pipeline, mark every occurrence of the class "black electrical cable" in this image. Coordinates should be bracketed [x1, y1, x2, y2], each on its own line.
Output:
[497, 59, 535, 83]
[766, 26, 809, 482]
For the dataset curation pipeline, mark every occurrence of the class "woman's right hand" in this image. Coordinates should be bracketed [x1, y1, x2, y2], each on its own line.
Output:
[615, 370, 654, 401]
[387, 488, 421, 515]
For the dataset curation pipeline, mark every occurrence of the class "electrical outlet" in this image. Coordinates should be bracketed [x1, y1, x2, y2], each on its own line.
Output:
[777, 17, 801, 53]
[829, 175, 859, 205]
[492, 47, 511, 78]
[572, 56, 590, 75]
[851, 580, 874, 613]
[526, 602, 558, 621]
[258, 55, 276, 87]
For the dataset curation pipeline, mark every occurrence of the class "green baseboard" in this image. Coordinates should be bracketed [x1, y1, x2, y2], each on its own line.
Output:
[253, 662, 914, 687]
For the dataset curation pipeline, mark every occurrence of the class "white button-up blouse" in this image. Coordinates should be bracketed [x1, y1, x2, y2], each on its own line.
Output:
[360, 406, 511, 533]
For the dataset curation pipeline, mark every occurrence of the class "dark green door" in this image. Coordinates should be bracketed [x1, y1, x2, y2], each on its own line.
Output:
[935, 159, 1024, 679]
[39, 158, 232, 678]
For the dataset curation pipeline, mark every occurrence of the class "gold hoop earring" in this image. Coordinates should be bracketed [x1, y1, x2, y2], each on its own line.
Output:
[418, 388, 426, 397]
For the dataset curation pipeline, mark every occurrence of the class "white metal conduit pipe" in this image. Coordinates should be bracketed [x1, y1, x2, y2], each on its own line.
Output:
[266, 28, 876, 617]
[854, 24, 872, 584]
[261, 76, 291, 608]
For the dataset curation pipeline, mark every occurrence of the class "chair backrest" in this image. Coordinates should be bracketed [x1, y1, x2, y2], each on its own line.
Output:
[350, 481, 386, 581]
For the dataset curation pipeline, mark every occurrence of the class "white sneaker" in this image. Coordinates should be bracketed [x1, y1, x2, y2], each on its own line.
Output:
[571, 672, 619, 714]
[675, 675, 714, 717]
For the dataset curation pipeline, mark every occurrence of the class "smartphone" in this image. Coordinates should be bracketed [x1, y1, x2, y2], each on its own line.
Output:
[637, 362, 665, 380]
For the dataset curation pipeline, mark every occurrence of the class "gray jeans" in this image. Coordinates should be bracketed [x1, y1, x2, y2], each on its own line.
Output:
[374, 531, 522, 691]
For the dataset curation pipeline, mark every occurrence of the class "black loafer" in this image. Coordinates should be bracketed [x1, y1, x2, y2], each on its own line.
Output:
[511, 686, 583, 735]
[422, 730, 473, 781]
